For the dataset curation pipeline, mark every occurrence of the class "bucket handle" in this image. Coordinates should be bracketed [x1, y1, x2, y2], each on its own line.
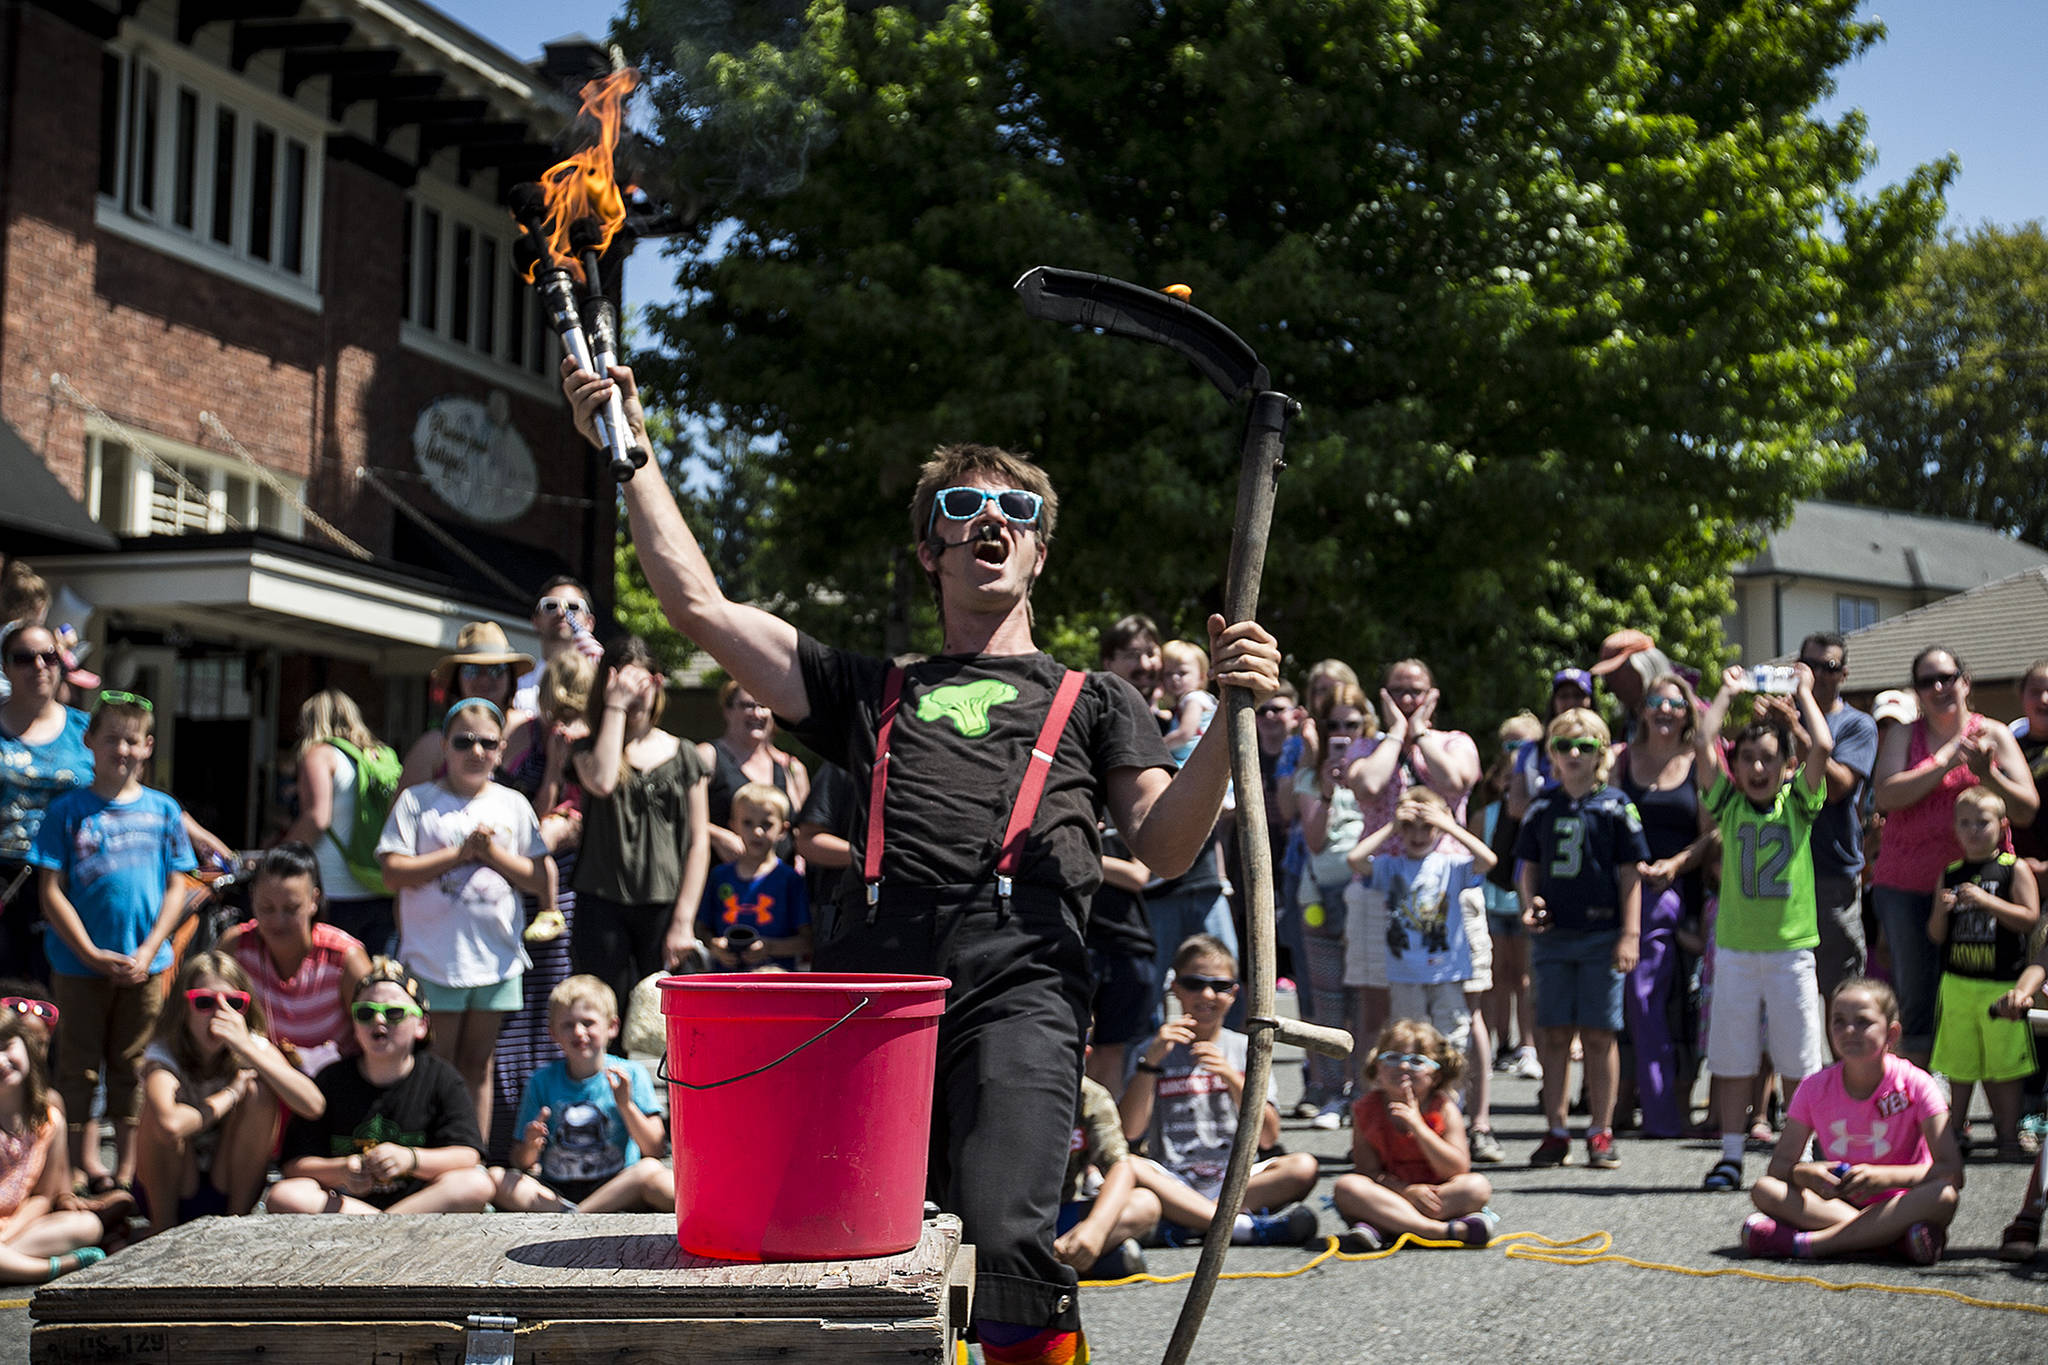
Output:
[658, 994, 872, 1091]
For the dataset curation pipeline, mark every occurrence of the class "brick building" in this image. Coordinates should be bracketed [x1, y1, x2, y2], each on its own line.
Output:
[0, 0, 628, 842]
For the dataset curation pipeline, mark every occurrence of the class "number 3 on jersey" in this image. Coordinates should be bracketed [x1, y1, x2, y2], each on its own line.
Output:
[1736, 823, 1792, 899]
[1548, 816, 1586, 878]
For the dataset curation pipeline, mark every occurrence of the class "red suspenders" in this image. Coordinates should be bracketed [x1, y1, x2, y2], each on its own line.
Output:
[862, 664, 1087, 915]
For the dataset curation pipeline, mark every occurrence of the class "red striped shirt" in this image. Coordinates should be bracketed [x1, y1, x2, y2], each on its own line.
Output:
[224, 921, 361, 1060]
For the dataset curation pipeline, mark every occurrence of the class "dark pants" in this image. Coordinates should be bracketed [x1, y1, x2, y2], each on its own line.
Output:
[818, 885, 1090, 1333]
[324, 895, 396, 960]
[573, 893, 672, 1051]
[0, 860, 49, 986]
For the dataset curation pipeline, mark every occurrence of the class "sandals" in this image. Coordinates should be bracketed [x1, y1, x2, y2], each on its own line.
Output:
[1998, 1211, 2041, 1263]
[1702, 1159, 1744, 1192]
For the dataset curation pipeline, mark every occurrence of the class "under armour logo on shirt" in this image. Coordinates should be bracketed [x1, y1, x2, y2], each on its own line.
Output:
[1827, 1117, 1892, 1159]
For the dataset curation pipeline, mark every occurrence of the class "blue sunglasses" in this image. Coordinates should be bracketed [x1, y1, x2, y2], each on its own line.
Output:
[926, 486, 1043, 536]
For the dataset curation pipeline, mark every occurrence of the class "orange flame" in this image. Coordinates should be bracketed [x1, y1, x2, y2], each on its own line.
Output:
[520, 68, 637, 283]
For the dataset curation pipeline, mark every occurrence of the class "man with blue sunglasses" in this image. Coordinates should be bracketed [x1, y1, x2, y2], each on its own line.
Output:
[565, 358, 1283, 1364]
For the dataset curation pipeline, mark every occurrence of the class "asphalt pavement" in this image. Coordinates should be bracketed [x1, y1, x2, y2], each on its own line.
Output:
[1078, 1045, 2048, 1364]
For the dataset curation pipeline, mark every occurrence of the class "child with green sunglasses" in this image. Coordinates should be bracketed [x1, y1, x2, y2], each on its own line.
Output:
[268, 960, 495, 1217]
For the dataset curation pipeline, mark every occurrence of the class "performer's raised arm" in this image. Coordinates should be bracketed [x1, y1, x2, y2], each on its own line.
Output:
[562, 358, 807, 722]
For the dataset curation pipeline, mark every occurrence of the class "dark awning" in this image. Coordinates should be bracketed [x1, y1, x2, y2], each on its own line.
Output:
[0, 417, 119, 554]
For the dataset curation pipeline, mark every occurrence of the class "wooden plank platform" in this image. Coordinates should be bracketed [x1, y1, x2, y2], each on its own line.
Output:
[31, 1213, 971, 1362]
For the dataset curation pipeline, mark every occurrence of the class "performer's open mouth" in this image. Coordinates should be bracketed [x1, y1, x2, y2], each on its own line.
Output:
[972, 540, 1008, 567]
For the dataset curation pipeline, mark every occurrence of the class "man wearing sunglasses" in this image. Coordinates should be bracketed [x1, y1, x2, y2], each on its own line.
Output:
[513, 577, 601, 716]
[565, 360, 1282, 1362]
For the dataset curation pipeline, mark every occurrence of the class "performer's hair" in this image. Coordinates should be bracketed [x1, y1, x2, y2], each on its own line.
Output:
[910, 445, 1058, 618]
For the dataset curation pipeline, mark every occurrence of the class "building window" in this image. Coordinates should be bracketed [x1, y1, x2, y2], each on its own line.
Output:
[97, 44, 321, 292]
[86, 435, 305, 540]
[401, 189, 553, 379]
[1836, 595, 1879, 633]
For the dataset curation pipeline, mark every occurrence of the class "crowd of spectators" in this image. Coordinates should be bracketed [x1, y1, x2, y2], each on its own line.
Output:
[0, 546, 2043, 1282]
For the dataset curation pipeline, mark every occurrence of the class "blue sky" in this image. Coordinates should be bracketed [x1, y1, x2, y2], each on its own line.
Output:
[443, 0, 2048, 309]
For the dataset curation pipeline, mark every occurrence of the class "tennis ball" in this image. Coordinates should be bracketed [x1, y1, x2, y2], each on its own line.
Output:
[1303, 901, 1325, 929]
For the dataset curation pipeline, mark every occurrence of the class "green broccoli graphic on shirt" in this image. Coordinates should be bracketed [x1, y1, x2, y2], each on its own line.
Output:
[915, 679, 1019, 738]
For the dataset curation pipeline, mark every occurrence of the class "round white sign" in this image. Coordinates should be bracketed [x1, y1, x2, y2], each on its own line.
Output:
[412, 392, 538, 524]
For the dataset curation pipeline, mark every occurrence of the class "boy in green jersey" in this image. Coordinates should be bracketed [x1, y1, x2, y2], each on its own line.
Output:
[1696, 664, 1833, 1193]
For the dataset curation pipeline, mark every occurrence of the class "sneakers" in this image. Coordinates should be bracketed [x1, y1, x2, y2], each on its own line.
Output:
[1741, 1212, 1798, 1259]
[1339, 1222, 1385, 1253]
[1468, 1128, 1506, 1165]
[1998, 1211, 2041, 1263]
[1529, 1134, 1572, 1168]
[1896, 1222, 1946, 1266]
[1087, 1238, 1147, 1280]
[1309, 1095, 1349, 1130]
[1585, 1131, 1619, 1169]
[1508, 1047, 1543, 1081]
[1449, 1208, 1500, 1247]
[1243, 1203, 1321, 1247]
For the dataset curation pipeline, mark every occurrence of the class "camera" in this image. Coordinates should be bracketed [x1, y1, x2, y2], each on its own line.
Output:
[1749, 665, 1796, 696]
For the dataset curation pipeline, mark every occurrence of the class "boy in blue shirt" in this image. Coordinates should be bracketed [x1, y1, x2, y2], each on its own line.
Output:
[1514, 708, 1649, 1171]
[698, 783, 811, 971]
[490, 975, 671, 1212]
[31, 692, 196, 1189]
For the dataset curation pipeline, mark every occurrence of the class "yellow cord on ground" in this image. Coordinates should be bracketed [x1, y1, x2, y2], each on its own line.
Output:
[1081, 1229, 2048, 1318]
[0, 1297, 28, 1311]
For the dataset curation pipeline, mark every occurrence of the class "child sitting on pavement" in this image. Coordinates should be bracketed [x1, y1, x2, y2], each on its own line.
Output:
[488, 975, 671, 1213]
[697, 783, 811, 972]
[1696, 664, 1832, 1193]
[1119, 935, 1321, 1247]
[1332, 1017, 1496, 1250]
[1057, 1058, 1160, 1281]
[1927, 787, 2040, 1161]
[1744, 977, 1962, 1264]
[267, 960, 496, 1215]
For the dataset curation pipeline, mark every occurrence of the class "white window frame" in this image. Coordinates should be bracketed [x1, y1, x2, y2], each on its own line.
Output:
[1835, 594, 1880, 634]
[95, 37, 325, 312]
[400, 178, 563, 401]
[85, 429, 306, 540]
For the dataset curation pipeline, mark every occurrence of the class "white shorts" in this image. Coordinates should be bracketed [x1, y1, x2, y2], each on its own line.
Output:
[1342, 881, 1386, 989]
[1460, 887, 1493, 995]
[1705, 946, 1825, 1081]
[1386, 980, 1473, 1056]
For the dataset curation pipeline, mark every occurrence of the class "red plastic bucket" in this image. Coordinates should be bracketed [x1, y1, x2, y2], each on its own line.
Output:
[659, 972, 951, 1261]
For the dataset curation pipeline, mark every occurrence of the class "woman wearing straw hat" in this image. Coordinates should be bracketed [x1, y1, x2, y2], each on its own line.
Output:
[399, 624, 535, 793]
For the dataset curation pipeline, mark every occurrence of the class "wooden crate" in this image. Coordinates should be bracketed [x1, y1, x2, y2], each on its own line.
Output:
[31, 1213, 972, 1363]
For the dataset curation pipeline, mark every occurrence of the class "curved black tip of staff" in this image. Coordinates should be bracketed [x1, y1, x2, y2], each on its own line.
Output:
[1012, 266, 1269, 403]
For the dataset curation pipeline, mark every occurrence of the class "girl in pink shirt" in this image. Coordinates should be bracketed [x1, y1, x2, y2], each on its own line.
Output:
[219, 845, 371, 1078]
[1742, 978, 1962, 1264]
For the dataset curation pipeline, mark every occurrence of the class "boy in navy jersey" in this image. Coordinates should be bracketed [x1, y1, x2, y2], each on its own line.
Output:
[1515, 708, 1648, 1170]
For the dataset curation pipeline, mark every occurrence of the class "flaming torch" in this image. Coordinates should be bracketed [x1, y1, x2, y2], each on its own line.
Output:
[511, 68, 646, 483]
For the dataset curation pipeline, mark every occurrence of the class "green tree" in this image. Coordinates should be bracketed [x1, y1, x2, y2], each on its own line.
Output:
[618, 0, 1946, 723]
[1829, 222, 2048, 545]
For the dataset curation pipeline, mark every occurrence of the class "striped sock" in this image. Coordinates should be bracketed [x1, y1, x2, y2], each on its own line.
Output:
[975, 1321, 1087, 1364]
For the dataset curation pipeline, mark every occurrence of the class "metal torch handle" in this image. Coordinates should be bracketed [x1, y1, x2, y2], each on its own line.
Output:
[587, 342, 648, 482]
[554, 326, 636, 482]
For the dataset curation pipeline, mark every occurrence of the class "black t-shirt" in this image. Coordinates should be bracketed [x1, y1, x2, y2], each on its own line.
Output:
[283, 1054, 483, 1209]
[1940, 854, 2030, 980]
[785, 635, 1174, 921]
[795, 760, 857, 912]
[1089, 821, 1157, 957]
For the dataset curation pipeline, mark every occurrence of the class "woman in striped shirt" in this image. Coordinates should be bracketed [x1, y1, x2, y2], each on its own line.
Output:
[219, 845, 371, 1077]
